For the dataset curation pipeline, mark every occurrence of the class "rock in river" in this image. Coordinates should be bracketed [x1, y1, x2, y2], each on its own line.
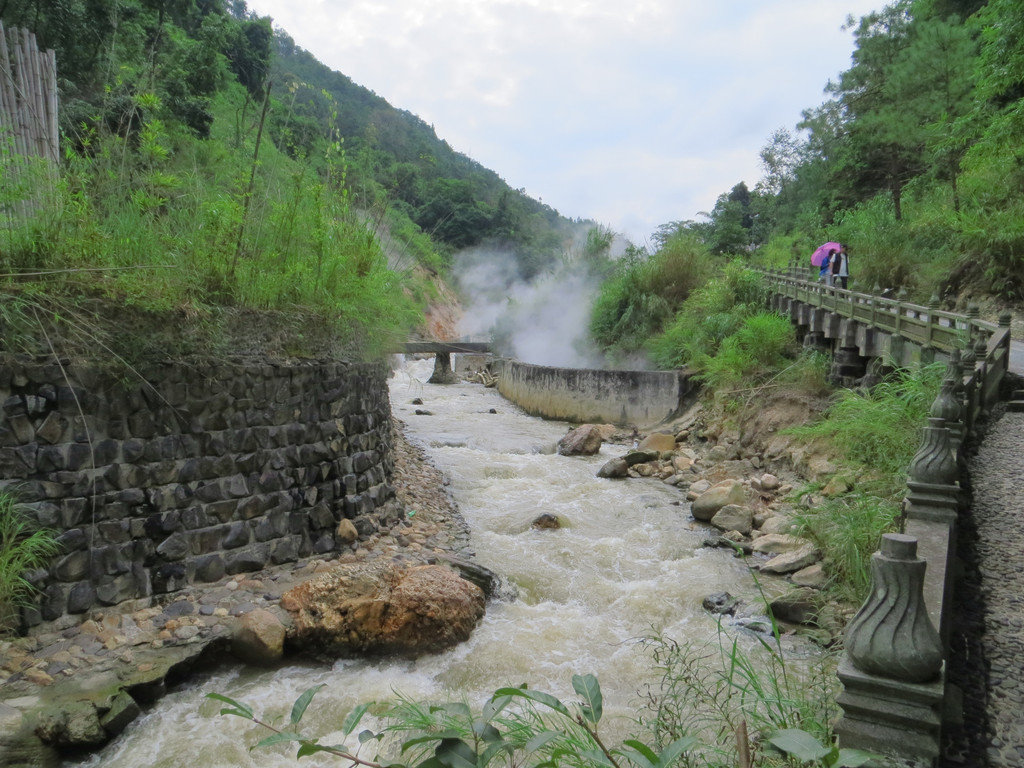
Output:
[282, 561, 485, 658]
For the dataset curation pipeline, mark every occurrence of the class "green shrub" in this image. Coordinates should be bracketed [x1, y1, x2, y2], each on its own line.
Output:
[646, 261, 766, 370]
[589, 233, 711, 363]
[698, 312, 798, 392]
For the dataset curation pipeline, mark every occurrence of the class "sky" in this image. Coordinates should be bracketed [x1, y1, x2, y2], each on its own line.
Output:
[244, 0, 883, 246]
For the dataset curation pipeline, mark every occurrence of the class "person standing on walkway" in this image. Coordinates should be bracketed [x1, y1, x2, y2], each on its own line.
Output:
[820, 249, 835, 286]
[836, 244, 850, 289]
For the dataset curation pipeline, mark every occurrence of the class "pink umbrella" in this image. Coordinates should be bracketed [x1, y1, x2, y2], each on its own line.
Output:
[811, 242, 841, 267]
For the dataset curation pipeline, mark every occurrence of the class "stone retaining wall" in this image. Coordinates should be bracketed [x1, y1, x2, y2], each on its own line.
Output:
[0, 357, 397, 628]
[494, 359, 693, 427]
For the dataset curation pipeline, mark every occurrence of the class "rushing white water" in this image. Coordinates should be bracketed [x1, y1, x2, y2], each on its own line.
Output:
[74, 358, 785, 768]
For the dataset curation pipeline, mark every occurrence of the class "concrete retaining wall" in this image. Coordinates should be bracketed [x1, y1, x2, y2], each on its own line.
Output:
[0, 357, 397, 627]
[494, 359, 692, 427]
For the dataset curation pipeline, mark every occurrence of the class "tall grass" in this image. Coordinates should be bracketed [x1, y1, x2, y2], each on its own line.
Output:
[0, 83, 423, 360]
[637, 625, 839, 767]
[0, 491, 60, 627]
[792, 493, 902, 606]
[783, 362, 946, 492]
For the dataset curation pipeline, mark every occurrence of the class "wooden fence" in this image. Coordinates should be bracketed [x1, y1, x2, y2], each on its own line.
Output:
[0, 21, 59, 220]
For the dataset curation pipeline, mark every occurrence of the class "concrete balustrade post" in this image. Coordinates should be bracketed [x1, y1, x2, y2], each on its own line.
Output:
[904, 416, 960, 525]
[932, 376, 962, 456]
[846, 534, 944, 683]
[837, 534, 947, 762]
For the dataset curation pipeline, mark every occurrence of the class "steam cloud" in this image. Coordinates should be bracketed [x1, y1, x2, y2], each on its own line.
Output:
[454, 232, 630, 369]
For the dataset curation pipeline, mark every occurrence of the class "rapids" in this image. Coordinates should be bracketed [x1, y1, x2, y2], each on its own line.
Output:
[73, 358, 789, 767]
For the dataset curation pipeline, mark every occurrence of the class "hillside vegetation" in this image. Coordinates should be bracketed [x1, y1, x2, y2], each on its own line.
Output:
[590, 0, 1021, 370]
[0, 0, 588, 362]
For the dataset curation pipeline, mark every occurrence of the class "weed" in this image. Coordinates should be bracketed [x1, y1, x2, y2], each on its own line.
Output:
[0, 491, 61, 629]
[783, 363, 945, 494]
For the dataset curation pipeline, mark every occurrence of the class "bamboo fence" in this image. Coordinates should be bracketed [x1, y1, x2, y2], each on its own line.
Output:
[0, 21, 59, 221]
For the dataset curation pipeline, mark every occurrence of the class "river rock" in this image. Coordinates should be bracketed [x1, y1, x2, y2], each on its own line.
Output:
[637, 432, 675, 453]
[702, 592, 739, 615]
[751, 473, 781, 492]
[672, 455, 694, 472]
[686, 479, 711, 499]
[336, 519, 359, 545]
[597, 457, 629, 478]
[691, 480, 745, 522]
[531, 513, 561, 530]
[790, 563, 827, 589]
[751, 533, 809, 555]
[232, 608, 287, 664]
[759, 515, 798, 536]
[760, 543, 821, 575]
[770, 588, 820, 626]
[558, 425, 604, 456]
[35, 701, 106, 747]
[282, 561, 485, 658]
[623, 450, 659, 466]
[710, 504, 753, 535]
[98, 691, 141, 737]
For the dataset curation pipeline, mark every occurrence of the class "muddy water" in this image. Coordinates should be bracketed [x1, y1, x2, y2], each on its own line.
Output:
[75, 359, 777, 767]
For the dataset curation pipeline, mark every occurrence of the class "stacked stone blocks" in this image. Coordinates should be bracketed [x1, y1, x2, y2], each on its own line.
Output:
[0, 357, 396, 627]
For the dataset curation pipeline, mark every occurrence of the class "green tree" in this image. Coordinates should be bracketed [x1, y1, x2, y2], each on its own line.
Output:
[831, 2, 921, 221]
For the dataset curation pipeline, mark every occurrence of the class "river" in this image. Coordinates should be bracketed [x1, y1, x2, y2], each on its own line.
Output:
[74, 358, 791, 767]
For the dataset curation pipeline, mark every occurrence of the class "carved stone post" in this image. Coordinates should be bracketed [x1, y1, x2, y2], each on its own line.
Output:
[903, 417, 959, 525]
[932, 375, 962, 456]
[845, 534, 943, 683]
[837, 535, 947, 763]
[961, 332, 979, 442]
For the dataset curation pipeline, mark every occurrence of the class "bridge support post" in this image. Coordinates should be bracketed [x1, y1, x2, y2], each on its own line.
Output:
[428, 352, 458, 384]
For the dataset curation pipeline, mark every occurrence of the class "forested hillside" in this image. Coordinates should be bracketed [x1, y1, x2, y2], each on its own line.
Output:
[0, 0, 586, 361]
[590, 0, 1024, 367]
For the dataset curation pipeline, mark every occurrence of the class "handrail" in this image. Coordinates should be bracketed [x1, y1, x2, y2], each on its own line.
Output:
[756, 266, 1011, 433]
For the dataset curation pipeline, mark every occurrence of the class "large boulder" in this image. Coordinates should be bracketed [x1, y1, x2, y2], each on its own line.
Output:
[282, 562, 485, 658]
[597, 457, 629, 478]
[751, 533, 809, 555]
[760, 543, 821, 575]
[710, 504, 753, 535]
[759, 515, 798, 536]
[558, 425, 604, 456]
[637, 432, 676, 453]
[232, 608, 287, 664]
[691, 480, 746, 521]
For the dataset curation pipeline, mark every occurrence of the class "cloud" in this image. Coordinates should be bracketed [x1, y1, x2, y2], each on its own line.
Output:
[249, 0, 881, 241]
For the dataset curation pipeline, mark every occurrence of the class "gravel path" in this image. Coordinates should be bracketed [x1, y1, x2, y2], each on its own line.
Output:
[943, 405, 1024, 767]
